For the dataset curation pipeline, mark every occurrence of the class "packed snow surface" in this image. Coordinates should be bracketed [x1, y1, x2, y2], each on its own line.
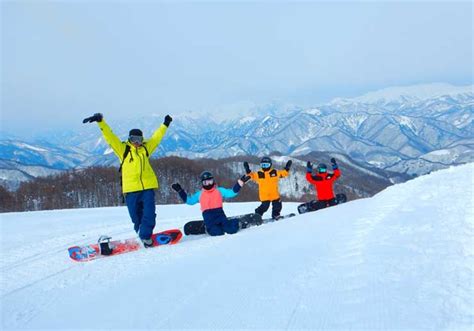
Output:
[1, 164, 473, 329]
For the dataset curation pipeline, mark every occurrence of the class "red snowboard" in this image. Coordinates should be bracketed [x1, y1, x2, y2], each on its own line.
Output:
[68, 229, 183, 262]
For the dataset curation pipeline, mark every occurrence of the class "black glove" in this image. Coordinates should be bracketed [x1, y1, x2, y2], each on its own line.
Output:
[306, 161, 313, 173]
[243, 162, 251, 174]
[163, 115, 173, 127]
[285, 160, 292, 171]
[171, 183, 182, 192]
[83, 113, 103, 123]
[240, 174, 251, 183]
[330, 158, 338, 170]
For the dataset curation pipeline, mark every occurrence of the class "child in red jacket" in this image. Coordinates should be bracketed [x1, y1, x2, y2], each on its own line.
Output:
[306, 158, 341, 210]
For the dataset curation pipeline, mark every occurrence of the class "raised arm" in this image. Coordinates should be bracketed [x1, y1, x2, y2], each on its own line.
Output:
[248, 172, 259, 181]
[243, 162, 258, 182]
[218, 175, 250, 199]
[305, 162, 321, 185]
[83, 113, 125, 160]
[330, 158, 341, 181]
[185, 191, 202, 205]
[98, 120, 126, 159]
[276, 160, 292, 178]
[172, 183, 202, 205]
[146, 115, 172, 154]
[172, 183, 187, 202]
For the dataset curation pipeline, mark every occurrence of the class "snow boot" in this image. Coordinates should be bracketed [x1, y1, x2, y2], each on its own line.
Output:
[141, 238, 154, 248]
[98, 235, 114, 255]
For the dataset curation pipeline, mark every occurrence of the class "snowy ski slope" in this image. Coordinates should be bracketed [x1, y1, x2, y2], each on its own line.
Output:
[1, 164, 473, 329]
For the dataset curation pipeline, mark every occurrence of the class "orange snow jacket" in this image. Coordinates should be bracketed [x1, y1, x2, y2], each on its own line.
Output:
[248, 168, 289, 201]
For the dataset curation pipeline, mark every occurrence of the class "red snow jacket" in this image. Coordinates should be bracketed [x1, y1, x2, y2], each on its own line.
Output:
[306, 168, 341, 201]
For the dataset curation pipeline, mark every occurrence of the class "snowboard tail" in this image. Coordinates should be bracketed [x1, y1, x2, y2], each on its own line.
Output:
[297, 193, 347, 214]
[184, 220, 206, 236]
[68, 229, 183, 262]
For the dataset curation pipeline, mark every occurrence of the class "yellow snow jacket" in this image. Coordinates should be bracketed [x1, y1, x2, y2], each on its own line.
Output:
[97, 120, 168, 193]
[248, 168, 289, 201]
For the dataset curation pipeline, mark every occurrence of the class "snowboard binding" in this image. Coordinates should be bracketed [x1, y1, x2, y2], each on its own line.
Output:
[239, 213, 263, 229]
[155, 234, 172, 245]
[98, 235, 114, 255]
[297, 193, 348, 214]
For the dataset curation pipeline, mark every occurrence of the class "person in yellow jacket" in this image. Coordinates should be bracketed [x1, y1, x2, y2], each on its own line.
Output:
[243, 156, 292, 220]
[83, 112, 172, 247]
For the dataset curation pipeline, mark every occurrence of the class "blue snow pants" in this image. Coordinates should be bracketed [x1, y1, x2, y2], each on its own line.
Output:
[125, 189, 156, 240]
[202, 208, 239, 236]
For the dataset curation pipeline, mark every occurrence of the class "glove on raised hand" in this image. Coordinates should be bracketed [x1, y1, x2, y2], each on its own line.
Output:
[330, 158, 338, 170]
[243, 162, 251, 174]
[306, 161, 313, 173]
[83, 113, 103, 123]
[240, 174, 251, 183]
[164, 115, 173, 127]
[285, 160, 292, 171]
[171, 183, 182, 192]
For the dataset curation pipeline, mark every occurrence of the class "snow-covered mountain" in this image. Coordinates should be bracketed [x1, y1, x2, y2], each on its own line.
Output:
[334, 82, 472, 105]
[0, 159, 64, 190]
[84, 83, 473, 172]
[67, 83, 474, 157]
[1, 83, 472, 188]
[1, 164, 472, 329]
[0, 140, 89, 168]
[0, 140, 91, 189]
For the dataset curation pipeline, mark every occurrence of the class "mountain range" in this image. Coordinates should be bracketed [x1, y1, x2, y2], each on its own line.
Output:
[1, 83, 472, 190]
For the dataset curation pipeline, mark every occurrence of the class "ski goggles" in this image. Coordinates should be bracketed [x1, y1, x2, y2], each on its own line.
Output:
[318, 166, 327, 173]
[202, 179, 214, 186]
[129, 135, 144, 144]
[260, 162, 272, 169]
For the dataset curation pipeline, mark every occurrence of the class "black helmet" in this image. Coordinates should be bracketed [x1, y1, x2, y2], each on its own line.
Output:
[317, 163, 328, 173]
[200, 171, 215, 190]
[260, 156, 272, 170]
[200, 171, 214, 181]
[129, 128, 143, 137]
[128, 128, 144, 144]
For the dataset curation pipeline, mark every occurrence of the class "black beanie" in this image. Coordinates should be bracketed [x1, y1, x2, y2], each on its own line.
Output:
[129, 129, 143, 137]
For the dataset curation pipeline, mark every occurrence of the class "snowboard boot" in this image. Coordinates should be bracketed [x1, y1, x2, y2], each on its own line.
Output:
[98, 235, 113, 255]
[272, 215, 283, 221]
[141, 238, 154, 248]
[254, 214, 264, 226]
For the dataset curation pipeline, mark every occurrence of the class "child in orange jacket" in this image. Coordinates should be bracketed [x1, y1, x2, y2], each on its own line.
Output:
[244, 157, 292, 220]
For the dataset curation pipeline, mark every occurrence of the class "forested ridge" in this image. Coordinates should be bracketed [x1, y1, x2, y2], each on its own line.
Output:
[1, 155, 402, 212]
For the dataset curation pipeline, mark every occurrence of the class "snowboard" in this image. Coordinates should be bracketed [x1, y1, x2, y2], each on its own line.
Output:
[184, 213, 263, 235]
[297, 193, 347, 214]
[68, 229, 183, 262]
[263, 213, 296, 223]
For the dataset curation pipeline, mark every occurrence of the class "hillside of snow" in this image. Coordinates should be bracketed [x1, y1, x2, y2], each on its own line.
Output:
[1, 164, 473, 329]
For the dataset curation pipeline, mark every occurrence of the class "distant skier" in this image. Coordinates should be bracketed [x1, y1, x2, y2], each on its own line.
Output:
[305, 158, 341, 210]
[243, 157, 292, 220]
[83, 112, 172, 247]
[171, 171, 250, 236]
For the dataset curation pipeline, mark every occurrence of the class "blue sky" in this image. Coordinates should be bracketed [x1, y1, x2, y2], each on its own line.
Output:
[2, 1, 473, 134]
